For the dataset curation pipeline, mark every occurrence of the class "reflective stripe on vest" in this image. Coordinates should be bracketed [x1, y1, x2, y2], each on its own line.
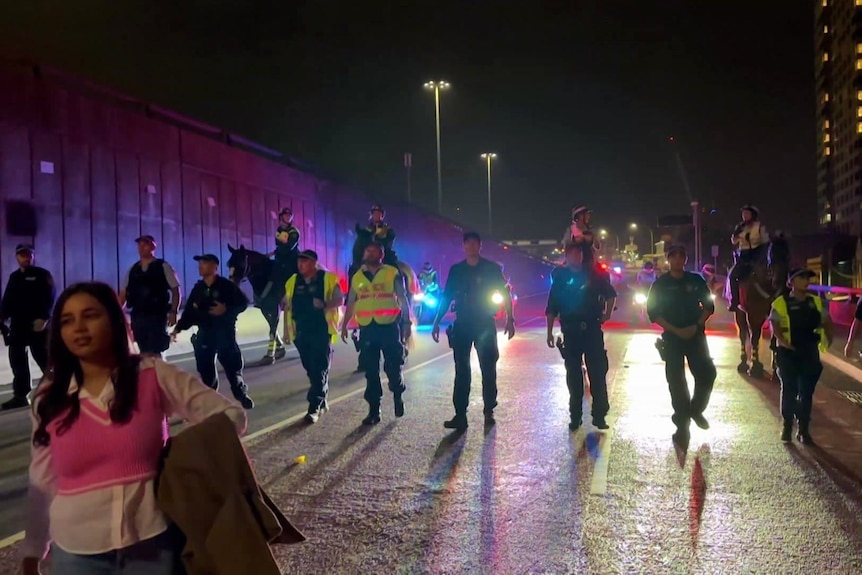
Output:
[770, 294, 827, 352]
[351, 265, 400, 326]
[284, 271, 341, 343]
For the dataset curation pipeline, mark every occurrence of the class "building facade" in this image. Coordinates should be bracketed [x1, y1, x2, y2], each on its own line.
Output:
[815, 0, 862, 235]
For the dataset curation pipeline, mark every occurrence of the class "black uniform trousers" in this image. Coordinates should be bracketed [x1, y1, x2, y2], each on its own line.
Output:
[561, 321, 610, 424]
[294, 327, 333, 409]
[451, 317, 499, 416]
[358, 322, 405, 406]
[9, 323, 47, 399]
[662, 332, 717, 429]
[192, 327, 248, 397]
[728, 245, 767, 298]
[775, 346, 822, 424]
[130, 312, 170, 355]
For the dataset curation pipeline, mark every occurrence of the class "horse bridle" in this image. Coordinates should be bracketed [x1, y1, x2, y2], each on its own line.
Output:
[229, 254, 250, 284]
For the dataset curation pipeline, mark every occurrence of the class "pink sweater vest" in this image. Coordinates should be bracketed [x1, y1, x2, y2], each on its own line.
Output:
[48, 367, 169, 495]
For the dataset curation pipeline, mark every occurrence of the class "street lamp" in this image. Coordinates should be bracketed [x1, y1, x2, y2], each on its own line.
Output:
[480, 152, 497, 236]
[629, 222, 655, 252]
[424, 80, 450, 214]
[629, 223, 637, 245]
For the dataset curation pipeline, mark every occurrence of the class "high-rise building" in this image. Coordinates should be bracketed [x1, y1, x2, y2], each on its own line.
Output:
[815, 0, 862, 235]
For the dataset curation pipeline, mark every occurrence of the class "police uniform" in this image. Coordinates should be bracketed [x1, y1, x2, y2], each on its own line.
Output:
[174, 254, 254, 409]
[349, 263, 408, 425]
[350, 204, 398, 278]
[0, 244, 54, 409]
[284, 250, 342, 423]
[270, 210, 300, 291]
[122, 235, 180, 355]
[728, 204, 770, 310]
[436, 256, 510, 428]
[769, 269, 828, 444]
[646, 244, 717, 437]
[546, 262, 616, 430]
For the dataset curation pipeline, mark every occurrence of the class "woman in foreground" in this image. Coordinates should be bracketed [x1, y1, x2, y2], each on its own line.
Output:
[21, 282, 246, 575]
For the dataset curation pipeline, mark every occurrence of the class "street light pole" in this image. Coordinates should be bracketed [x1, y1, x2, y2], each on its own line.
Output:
[480, 153, 497, 236]
[424, 81, 450, 214]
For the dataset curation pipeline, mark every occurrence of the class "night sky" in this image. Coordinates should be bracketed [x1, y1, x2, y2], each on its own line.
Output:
[0, 1, 814, 243]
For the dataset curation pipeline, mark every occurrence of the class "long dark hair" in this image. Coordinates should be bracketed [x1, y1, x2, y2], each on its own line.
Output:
[33, 282, 141, 447]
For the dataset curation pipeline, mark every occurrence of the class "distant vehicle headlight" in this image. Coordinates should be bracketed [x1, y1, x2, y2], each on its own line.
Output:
[634, 292, 648, 305]
[491, 291, 504, 305]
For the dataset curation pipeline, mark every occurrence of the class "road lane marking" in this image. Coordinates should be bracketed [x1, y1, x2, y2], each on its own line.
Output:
[0, 322, 548, 550]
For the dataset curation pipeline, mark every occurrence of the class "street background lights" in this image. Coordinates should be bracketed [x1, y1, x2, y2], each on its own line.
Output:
[423, 80, 450, 214]
[480, 152, 497, 236]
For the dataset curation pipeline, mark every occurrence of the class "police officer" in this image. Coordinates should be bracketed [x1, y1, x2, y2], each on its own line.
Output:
[172, 254, 254, 409]
[263, 207, 300, 300]
[545, 243, 616, 431]
[119, 235, 181, 357]
[419, 262, 439, 291]
[727, 204, 770, 311]
[350, 204, 398, 277]
[340, 242, 411, 425]
[432, 232, 515, 430]
[647, 244, 717, 444]
[769, 268, 832, 444]
[283, 250, 344, 423]
[562, 206, 599, 265]
[0, 244, 54, 410]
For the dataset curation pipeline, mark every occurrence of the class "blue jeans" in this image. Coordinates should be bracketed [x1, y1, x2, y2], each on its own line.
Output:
[51, 531, 180, 575]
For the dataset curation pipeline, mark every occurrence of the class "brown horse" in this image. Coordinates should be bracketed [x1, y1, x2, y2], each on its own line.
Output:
[725, 233, 789, 378]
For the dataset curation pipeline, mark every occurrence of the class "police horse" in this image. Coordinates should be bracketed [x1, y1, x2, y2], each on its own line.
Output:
[226, 244, 290, 364]
[724, 232, 789, 378]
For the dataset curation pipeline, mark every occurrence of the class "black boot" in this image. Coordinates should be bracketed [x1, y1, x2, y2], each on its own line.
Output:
[780, 419, 793, 442]
[394, 394, 405, 418]
[443, 414, 468, 430]
[797, 421, 814, 445]
[362, 404, 381, 426]
[232, 387, 254, 410]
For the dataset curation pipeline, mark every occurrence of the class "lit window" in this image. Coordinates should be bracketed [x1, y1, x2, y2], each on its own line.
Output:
[858, 107, 862, 118]
[825, 120, 831, 128]
[856, 59, 862, 70]
[826, 147, 832, 156]
[825, 93, 831, 102]
[856, 122, 862, 134]
[823, 52, 830, 62]
[824, 25, 829, 34]
[857, 45, 862, 54]
[857, 0, 862, 6]
[825, 134, 831, 143]
[823, 0, 827, 6]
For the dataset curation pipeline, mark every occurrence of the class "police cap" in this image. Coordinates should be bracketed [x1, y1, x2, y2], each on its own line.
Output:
[193, 254, 220, 265]
[15, 244, 34, 255]
[297, 249, 318, 261]
[666, 243, 687, 256]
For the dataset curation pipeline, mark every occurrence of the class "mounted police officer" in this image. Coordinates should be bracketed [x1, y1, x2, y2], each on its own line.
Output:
[0, 244, 54, 410]
[647, 244, 717, 445]
[546, 243, 616, 431]
[341, 242, 411, 425]
[727, 204, 770, 312]
[283, 250, 344, 423]
[432, 232, 515, 430]
[562, 206, 599, 265]
[350, 204, 398, 278]
[172, 254, 254, 409]
[769, 268, 832, 444]
[263, 207, 300, 301]
[119, 235, 181, 358]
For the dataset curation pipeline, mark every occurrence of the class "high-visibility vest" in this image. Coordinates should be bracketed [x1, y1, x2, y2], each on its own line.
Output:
[770, 294, 827, 352]
[351, 265, 401, 326]
[284, 271, 341, 343]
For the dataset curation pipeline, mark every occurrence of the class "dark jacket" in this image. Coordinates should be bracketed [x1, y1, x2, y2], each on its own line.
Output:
[175, 276, 248, 333]
[0, 266, 55, 326]
[156, 413, 305, 575]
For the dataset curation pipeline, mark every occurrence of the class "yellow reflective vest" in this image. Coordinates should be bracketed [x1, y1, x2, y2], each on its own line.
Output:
[284, 271, 340, 343]
[351, 265, 401, 327]
[770, 294, 827, 352]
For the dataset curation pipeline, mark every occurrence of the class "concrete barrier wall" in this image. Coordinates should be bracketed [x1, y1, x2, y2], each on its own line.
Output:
[0, 61, 554, 301]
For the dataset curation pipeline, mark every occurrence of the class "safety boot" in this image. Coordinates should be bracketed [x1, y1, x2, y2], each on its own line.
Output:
[362, 404, 381, 426]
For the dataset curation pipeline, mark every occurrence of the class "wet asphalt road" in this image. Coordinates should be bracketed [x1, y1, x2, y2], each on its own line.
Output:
[2, 302, 862, 573]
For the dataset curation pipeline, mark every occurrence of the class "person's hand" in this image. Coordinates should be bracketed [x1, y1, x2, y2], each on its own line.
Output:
[340, 326, 349, 343]
[431, 324, 441, 343]
[312, 298, 325, 310]
[546, 333, 555, 348]
[677, 325, 698, 340]
[167, 312, 178, 328]
[504, 318, 516, 340]
[208, 302, 227, 316]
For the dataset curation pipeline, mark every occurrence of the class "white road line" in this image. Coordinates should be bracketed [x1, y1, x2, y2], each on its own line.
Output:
[589, 427, 614, 495]
[0, 321, 547, 551]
